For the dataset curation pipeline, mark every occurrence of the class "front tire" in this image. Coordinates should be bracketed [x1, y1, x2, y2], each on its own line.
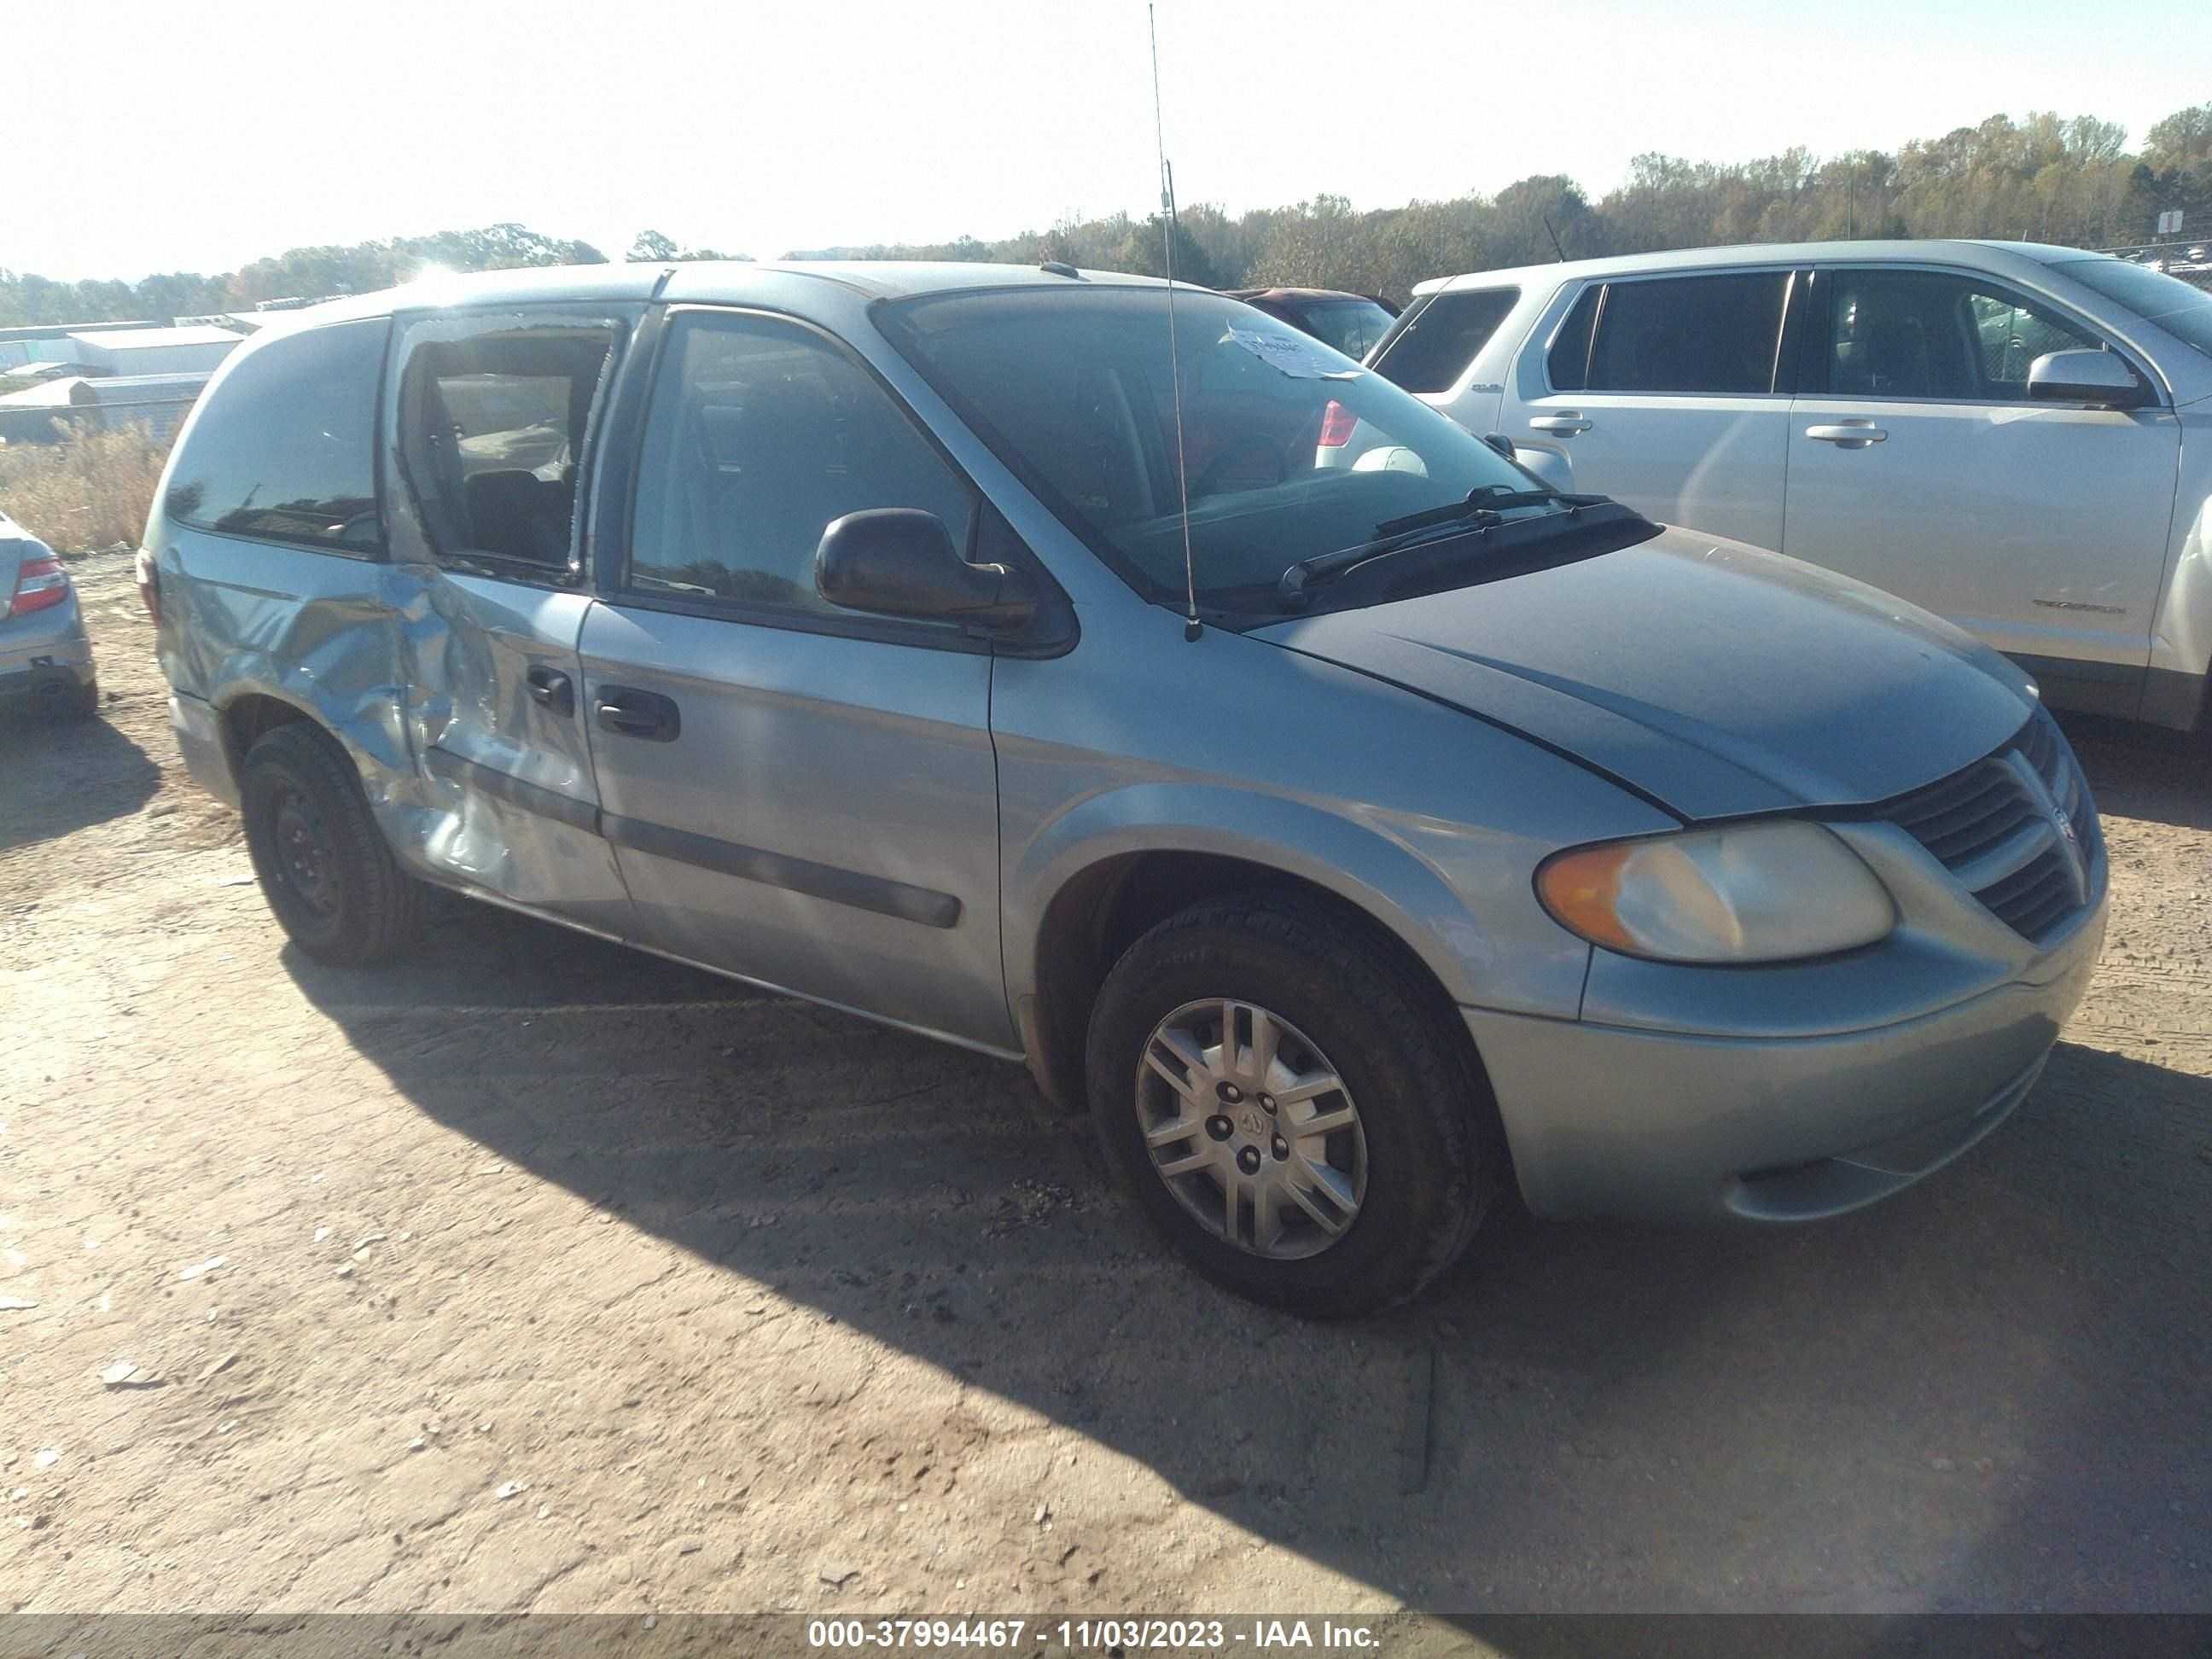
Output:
[1086, 893, 1501, 1317]
[239, 722, 426, 965]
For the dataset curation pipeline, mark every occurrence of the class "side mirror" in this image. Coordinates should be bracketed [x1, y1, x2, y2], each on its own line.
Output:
[2027, 349, 2147, 408]
[815, 509, 1038, 627]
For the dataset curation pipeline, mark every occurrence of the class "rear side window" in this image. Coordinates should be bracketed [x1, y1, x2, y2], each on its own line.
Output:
[395, 324, 618, 579]
[1580, 272, 1790, 395]
[1546, 287, 1601, 389]
[162, 317, 387, 551]
[1370, 288, 1519, 393]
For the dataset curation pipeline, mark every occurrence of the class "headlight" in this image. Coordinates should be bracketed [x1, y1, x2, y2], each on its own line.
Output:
[1536, 820, 1895, 963]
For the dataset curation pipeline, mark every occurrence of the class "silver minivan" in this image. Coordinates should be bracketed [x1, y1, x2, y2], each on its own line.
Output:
[1371, 242, 2212, 732]
[144, 262, 2105, 1315]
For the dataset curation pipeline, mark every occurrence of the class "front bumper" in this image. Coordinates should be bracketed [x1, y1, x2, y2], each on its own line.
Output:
[1466, 885, 2108, 1222]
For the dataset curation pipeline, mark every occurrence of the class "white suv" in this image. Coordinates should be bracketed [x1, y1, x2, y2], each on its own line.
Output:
[1369, 241, 2212, 731]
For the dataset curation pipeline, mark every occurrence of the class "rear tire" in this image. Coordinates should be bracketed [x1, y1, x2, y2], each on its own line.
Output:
[54, 678, 98, 721]
[1086, 892, 1501, 1318]
[240, 722, 426, 965]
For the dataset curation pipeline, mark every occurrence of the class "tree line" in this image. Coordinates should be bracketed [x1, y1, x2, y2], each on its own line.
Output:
[5, 102, 2207, 329]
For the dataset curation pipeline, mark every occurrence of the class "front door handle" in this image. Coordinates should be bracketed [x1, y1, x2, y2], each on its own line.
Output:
[525, 665, 574, 718]
[1529, 413, 1593, 435]
[595, 685, 681, 742]
[1805, 422, 1889, 447]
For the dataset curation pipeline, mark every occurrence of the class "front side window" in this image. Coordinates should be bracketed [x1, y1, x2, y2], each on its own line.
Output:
[1371, 288, 1520, 393]
[2052, 257, 2212, 360]
[1822, 271, 2099, 400]
[1583, 272, 1790, 395]
[162, 317, 387, 551]
[878, 287, 1536, 611]
[396, 323, 618, 578]
[628, 311, 977, 614]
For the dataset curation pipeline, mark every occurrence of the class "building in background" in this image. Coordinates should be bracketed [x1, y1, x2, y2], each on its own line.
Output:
[0, 371, 212, 445]
[61, 325, 242, 376]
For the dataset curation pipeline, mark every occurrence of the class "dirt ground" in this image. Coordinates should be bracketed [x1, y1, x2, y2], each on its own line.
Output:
[3, 549, 2209, 1622]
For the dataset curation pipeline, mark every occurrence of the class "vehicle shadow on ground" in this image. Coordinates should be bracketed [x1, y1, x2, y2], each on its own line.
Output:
[2058, 709, 2211, 833]
[0, 710, 159, 852]
[283, 896, 2212, 1615]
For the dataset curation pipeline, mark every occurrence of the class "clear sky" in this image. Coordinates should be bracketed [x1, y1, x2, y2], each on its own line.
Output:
[12, 0, 2211, 280]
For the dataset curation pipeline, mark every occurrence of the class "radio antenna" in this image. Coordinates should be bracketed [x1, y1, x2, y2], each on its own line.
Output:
[1150, 3, 1201, 643]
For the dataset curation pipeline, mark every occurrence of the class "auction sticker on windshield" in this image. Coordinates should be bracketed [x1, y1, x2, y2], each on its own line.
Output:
[1221, 326, 1360, 379]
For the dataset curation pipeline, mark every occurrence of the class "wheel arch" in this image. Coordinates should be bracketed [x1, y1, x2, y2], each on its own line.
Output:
[1009, 789, 1498, 1115]
[209, 661, 417, 827]
[217, 688, 323, 781]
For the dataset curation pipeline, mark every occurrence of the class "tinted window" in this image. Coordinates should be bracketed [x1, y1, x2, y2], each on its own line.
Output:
[1288, 298, 1397, 361]
[162, 317, 387, 550]
[1371, 288, 1520, 393]
[2052, 257, 2212, 359]
[1823, 271, 2098, 400]
[629, 312, 976, 615]
[1545, 287, 1601, 390]
[396, 326, 616, 575]
[1585, 272, 1789, 394]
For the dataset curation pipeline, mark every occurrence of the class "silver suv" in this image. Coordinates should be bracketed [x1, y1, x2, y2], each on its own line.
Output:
[1371, 241, 2212, 732]
[145, 263, 2106, 1314]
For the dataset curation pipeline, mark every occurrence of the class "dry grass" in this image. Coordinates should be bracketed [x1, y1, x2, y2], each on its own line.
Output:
[0, 424, 172, 553]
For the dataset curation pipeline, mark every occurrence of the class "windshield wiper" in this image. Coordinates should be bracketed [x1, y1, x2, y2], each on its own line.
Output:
[1371, 485, 1589, 540]
[1278, 488, 1605, 606]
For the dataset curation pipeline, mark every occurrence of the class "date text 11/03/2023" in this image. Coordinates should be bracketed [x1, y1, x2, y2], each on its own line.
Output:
[805, 1618, 1382, 1651]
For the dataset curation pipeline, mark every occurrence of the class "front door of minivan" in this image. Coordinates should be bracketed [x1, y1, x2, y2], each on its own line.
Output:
[577, 306, 1013, 1051]
[384, 308, 637, 933]
[1505, 268, 1796, 550]
[1784, 265, 2179, 711]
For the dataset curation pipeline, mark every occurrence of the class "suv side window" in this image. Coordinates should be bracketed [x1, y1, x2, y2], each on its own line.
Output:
[1545, 286, 1602, 391]
[1370, 288, 1520, 393]
[1582, 272, 1790, 395]
[628, 311, 977, 617]
[395, 324, 618, 580]
[161, 317, 387, 553]
[1820, 269, 2103, 400]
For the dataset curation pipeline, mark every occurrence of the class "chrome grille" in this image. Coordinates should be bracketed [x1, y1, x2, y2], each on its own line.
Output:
[1877, 707, 2098, 944]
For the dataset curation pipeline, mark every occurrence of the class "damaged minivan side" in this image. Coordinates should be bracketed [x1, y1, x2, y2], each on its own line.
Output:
[148, 263, 2106, 1316]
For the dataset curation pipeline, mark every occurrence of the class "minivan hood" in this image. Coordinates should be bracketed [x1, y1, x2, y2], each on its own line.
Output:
[1255, 527, 2037, 819]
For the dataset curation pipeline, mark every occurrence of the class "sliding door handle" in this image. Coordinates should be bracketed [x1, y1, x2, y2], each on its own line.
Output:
[525, 665, 574, 717]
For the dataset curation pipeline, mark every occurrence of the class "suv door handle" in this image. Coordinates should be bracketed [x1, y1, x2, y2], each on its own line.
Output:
[1805, 422, 1889, 447]
[595, 685, 681, 742]
[525, 665, 574, 717]
[1529, 414, 1593, 435]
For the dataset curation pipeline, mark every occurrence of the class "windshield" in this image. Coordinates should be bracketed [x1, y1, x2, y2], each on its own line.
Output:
[1286, 297, 1396, 360]
[2055, 258, 2212, 359]
[877, 287, 1532, 611]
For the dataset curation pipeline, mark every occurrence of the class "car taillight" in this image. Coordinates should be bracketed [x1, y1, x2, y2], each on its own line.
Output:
[8, 555, 68, 619]
[134, 547, 162, 625]
[1317, 399, 1358, 447]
